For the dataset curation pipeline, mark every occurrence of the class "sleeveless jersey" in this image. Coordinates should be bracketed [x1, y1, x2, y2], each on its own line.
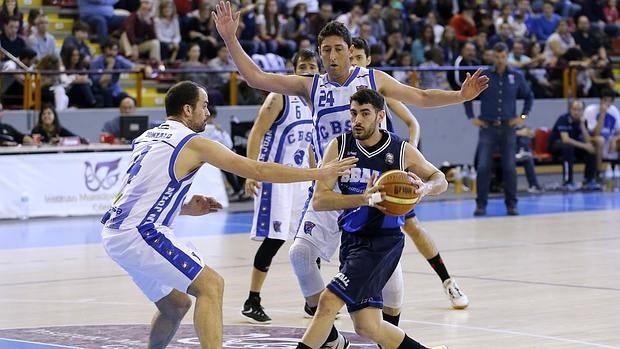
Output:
[101, 120, 200, 230]
[258, 94, 313, 167]
[310, 66, 385, 161]
[336, 130, 408, 235]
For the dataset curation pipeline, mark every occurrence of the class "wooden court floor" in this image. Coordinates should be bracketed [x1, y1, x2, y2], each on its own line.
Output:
[0, 202, 619, 348]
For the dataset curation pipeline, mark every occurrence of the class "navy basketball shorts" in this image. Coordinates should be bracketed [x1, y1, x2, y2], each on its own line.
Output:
[405, 208, 416, 219]
[326, 230, 404, 312]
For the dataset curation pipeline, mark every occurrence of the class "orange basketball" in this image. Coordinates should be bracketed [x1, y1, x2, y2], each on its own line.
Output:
[375, 170, 420, 216]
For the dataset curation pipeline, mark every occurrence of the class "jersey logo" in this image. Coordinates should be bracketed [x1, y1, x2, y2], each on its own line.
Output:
[385, 152, 394, 165]
[273, 221, 282, 233]
[303, 221, 316, 235]
[294, 149, 305, 165]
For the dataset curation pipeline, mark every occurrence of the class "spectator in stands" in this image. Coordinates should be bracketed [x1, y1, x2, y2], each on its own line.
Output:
[121, 0, 161, 63]
[61, 45, 97, 108]
[368, 43, 388, 68]
[525, 41, 557, 98]
[278, 2, 309, 59]
[532, 1, 560, 42]
[511, 13, 528, 41]
[201, 104, 250, 202]
[358, 21, 377, 46]
[488, 22, 514, 51]
[30, 105, 82, 144]
[543, 19, 576, 66]
[408, 0, 432, 33]
[603, 0, 620, 25]
[583, 88, 620, 173]
[425, 11, 444, 45]
[335, 3, 362, 37]
[78, 0, 127, 48]
[418, 48, 447, 89]
[61, 21, 93, 66]
[548, 100, 600, 191]
[236, 0, 264, 55]
[465, 43, 534, 216]
[37, 54, 69, 111]
[439, 25, 459, 65]
[573, 16, 608, 63]
[100, 96, 136, 143]
[449, 42, 479, 91]
[360, 3, 386, 43]
[0, 0, 22, 35]
[307, 2, 333, 43]
[154, 0, 182, 62]
[90, 39, 141, 108]
[205, 44, 235, 90]
[0, 16, 26, 58]
[0, 47, 36, 108]
[391, 51, 414, 85]
[26, 15, 57, 60]
[23, 8, 42, 38]
[495, 3, 514, 33]
[411, 24, 436, 66]
[449, 5, 477, 43]
[477, 11, 496, 38]
[509, 41, 531, 69]
[0, 103, 34, 146]
[384, 2, 413, 45]
[186, 2, 218, 60]
[384, 30, 406, 66]
[481, 48, 496, 65]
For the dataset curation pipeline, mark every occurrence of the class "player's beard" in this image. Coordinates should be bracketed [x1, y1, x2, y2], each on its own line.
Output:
[352, 125, 376, 140]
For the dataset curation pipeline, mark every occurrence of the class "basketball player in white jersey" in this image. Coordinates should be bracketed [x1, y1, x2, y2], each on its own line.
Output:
[350, 37, 469, 314]
[240, 49, 319, 324]
[100, 81, 357, 349]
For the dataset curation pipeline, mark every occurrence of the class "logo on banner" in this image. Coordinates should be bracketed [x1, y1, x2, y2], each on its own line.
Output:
[84, 158, 122, 192]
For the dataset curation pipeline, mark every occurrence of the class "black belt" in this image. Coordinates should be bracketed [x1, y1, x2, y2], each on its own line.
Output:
[482, 119, 511, 126]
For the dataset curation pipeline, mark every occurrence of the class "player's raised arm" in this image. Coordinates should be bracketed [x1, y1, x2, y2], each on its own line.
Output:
[212, 1, 311, 98]
[375, 68, 489, 108]
[385, 98, 420, 146]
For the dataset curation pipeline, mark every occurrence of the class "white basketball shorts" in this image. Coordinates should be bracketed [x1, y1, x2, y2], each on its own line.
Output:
[294, 198, 342, 262]
[250, 181, 311, 241]
[102, 224, 205, 302]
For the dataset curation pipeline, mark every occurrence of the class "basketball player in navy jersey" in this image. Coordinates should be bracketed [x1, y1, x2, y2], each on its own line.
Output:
[240, 49, 320, 324]
[350, 37, 468, 311]
[100, 81, 357, 349]
[296, 88, 448, 349]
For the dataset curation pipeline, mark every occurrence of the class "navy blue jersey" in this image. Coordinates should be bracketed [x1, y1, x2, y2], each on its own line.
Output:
[336, 130, 408, 235]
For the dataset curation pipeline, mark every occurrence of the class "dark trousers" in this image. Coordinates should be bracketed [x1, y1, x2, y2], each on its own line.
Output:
[518, 136, 539, 188]
[550, 140, 597, 184]
[476, 124, 517, 208]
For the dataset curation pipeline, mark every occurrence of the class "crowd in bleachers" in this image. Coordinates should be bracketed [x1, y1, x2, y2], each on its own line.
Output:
[1, 0, 619, 110]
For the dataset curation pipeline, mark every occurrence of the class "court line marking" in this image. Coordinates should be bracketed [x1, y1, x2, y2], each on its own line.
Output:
[398, 319, 620, 349]
[0, 337, 80, 348]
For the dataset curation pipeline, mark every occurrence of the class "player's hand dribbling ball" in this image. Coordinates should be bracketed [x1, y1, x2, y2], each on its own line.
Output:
[375, 170, 420, 216]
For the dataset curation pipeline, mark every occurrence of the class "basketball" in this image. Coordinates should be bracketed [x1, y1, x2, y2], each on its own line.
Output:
[375, 170, 420, 216]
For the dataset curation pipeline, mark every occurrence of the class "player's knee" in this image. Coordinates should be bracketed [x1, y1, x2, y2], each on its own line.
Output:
[402, 218, 422, 239]
[353, 319, 381, 340]
[316, 290, 341, 317]
[170, 294, 192, 319]
[254, 238, 284, 272]
[592, 136, 605, 146]
[289, 241, 319, 274]
[191, 269, 224, 299]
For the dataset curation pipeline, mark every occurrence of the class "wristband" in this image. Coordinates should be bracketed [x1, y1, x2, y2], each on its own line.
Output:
[367, 192, 383, 206]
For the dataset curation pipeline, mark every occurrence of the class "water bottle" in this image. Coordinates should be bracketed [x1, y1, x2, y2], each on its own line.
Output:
[613, 165, 620, 192]
[603, 166, 614, 192]
[469, 166, 477, 194]
[453, 166, 463, 194]
[19, 192, 30, 220]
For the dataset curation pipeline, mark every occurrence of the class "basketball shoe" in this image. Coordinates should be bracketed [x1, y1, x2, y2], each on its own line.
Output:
[321, 332, 349, 349]
[443, 278, 469, 309]
[241, 297, 272, 324]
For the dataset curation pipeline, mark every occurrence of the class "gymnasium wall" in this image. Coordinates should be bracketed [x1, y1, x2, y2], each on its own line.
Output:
[2, 98, 609, 165]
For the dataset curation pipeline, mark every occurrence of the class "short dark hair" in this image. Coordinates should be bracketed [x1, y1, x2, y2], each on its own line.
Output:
[103, 38, 119, 50]
[351, 37, 369, 57]
[292, 48, 319, 70]
[317, 21, 351, 48]
[350, 88, 385, 112]
[72, 20, 89, 34]
[600, 88, 616, 99]
[492, 42, 509, 53]
[165, 81, 202, 117]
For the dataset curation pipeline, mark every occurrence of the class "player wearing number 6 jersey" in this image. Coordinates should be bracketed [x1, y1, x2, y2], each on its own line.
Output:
[100, 81, 357, 349]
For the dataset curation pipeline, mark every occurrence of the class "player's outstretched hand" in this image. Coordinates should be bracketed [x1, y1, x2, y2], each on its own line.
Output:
[460, 68, 489, 101]
[212, 1, 240, 42]
[408, 171, 429, 200]
[316, 156, 358, 180]
[245, 179, 261, 197]
[181, 195, 224, 216]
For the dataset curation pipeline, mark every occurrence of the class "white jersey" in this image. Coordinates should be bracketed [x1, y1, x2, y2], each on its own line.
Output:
[101, 120, 199, 231]
[252, 94, 313, 241]
[258, 94, 313, 167]
[310, 66, 381, 161]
